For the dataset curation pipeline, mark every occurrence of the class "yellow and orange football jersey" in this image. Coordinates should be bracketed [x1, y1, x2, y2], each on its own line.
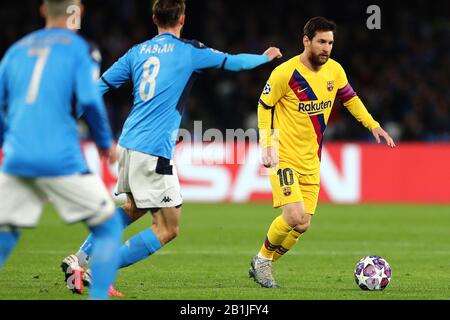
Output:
[258, 55, 380, 174]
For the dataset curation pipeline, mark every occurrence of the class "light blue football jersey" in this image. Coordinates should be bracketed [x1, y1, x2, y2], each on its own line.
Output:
[99, 33, 269, 160]
[0, 28, 113, 177]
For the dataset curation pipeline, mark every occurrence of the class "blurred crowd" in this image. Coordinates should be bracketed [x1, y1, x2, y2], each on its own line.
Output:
[1, 0, 449, 142]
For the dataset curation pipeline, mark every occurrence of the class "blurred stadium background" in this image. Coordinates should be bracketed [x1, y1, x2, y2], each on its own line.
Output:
[2, 0, 449, 204]
[1, 0, 449, 141]
[0, 0, 449, 300]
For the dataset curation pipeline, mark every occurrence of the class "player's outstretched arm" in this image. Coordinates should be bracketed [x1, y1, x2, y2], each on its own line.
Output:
[263, 47, 284, 62]
[191, 42, 282, 72]
[372, 127, 396, 148]
[224, 47, 282, 72]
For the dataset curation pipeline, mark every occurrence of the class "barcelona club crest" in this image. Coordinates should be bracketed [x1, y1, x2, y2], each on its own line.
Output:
[327, 81, 334, 92]
[283, 187, 292, 197]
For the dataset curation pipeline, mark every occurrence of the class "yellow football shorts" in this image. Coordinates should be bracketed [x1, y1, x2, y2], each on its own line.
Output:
[269, 165, 321, 214]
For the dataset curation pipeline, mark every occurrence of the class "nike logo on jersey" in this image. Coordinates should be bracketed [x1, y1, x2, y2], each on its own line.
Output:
[297, 87, 308, 94]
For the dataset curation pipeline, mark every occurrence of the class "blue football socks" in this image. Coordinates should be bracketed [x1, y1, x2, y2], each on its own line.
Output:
[0, 231, 20, 270]
[77, 207, 132, 266]
[119, 228, 162, 268]
[87, 212, 122, 300]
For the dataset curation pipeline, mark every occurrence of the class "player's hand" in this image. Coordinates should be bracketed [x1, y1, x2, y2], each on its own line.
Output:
[263, 47, 283, 62]
[372, 127, 396, 148]
[108, 143, 119, 164]
[261, 146, 279, 168]
[99, 144, 119, 165]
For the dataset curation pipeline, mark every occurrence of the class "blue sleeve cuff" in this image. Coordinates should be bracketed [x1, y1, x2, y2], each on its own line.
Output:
[97, 77, 115, 96]
[223, 54, 269, 72]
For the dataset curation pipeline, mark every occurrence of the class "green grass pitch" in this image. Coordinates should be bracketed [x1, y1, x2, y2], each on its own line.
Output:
[0, 203, 448, 300]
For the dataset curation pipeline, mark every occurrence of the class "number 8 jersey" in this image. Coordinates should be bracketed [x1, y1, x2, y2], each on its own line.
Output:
[99, 33, 230, 160]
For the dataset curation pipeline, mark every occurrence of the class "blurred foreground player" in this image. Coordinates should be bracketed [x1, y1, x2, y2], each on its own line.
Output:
[0, 0, 122, 299]
[61, 0, 282, 295]
[249, 17, 395, 288]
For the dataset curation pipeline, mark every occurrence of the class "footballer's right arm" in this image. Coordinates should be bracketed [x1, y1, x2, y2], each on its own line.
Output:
[98, 48, 133, 95]
[258, 68, 287, 168]
[258, 102, 278, 169]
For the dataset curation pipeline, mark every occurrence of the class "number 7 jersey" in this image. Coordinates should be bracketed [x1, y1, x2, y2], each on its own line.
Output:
[0, 28, 112, 177]
[99, 33, 230, 160]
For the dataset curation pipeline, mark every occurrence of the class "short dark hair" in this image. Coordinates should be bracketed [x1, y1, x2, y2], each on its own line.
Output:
[44, 0, 80, 18]
[303, 17, 337, 40]
[152, 0, 186, 28]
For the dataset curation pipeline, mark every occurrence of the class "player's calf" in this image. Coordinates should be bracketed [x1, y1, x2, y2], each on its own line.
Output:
[270, 206, 312, 263]
[117, 206, 180, 269]
[119, 227, 162, 268]
[151, 206, 181, 245]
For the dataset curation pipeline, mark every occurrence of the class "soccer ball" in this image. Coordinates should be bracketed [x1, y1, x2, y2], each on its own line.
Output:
[354, 256, 392, 291]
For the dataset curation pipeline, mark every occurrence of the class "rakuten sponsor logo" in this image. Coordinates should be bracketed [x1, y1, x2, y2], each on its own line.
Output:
[298, 100, 332, 114]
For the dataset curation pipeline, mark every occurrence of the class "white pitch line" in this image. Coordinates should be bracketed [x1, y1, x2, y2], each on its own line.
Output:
[22, 249, 450, 256]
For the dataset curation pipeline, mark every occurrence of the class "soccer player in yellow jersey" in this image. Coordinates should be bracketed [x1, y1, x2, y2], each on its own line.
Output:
[248, 17, 396, 288]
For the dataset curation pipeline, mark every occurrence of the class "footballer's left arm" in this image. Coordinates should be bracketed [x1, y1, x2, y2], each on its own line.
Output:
[191, 41, 282, 72]
[223, 47, 282, 71]
[336, 64, 395, 148]
[341, 93, 396, 148]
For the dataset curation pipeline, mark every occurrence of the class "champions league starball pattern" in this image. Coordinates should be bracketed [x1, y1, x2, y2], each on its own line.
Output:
[354, 256, 392, 291]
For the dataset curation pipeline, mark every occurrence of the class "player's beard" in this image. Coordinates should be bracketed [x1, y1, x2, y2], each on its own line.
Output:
[310, 52, 329, 66]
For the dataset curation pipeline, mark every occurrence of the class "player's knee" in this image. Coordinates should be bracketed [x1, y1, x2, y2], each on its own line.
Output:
[157, 225, 179, 245]
[295, 220, 311, 234]
[283, 205, 307, 227]
[166, 225, 180, 242]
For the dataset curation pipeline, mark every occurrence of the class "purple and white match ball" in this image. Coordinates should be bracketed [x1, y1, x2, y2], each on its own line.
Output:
[354, 256, 392, 291]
